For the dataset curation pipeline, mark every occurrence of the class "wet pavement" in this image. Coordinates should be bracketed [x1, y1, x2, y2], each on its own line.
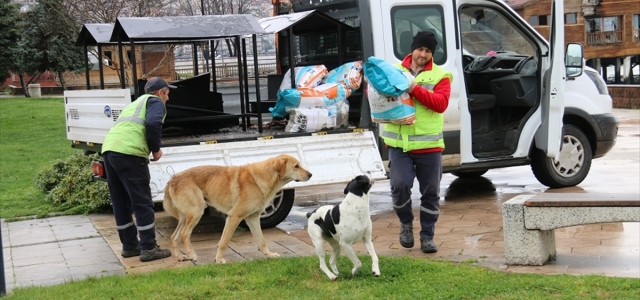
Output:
[2, 109, 639, 294]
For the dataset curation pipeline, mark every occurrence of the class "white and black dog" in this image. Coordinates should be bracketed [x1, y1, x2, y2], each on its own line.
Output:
[305, 174, 380, 280]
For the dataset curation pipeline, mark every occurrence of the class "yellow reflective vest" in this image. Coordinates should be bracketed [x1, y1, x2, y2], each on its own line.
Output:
[102, 94, 166, 159]
[381, 62, 452, 152]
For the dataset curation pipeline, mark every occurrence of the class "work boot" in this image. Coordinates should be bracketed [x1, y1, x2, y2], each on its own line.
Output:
[140, 245, 171, 262]
[399, 223, 414, 248]
[121, 246, 141, 258]
[420, 236, 438, 253]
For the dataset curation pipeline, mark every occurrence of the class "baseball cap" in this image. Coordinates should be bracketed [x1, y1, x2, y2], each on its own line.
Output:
[144, 77, 176, 93]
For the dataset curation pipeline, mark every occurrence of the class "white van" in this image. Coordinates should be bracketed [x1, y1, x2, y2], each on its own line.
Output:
[340, 0, 616, 187]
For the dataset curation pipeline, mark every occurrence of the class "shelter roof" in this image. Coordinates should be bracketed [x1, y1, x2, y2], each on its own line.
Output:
[109, 14, 266, 43]
[258, 10, 354, 35]
[75, 23, 114, 46]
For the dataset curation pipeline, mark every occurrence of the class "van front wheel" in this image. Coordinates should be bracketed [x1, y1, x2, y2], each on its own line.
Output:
[531, 124, 592, 188]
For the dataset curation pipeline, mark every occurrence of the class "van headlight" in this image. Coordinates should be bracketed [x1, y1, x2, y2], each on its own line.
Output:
[584, 70, 609, 95]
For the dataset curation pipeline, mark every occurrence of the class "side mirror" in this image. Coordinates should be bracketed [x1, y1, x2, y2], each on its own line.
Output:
[565, 43, 583, 78]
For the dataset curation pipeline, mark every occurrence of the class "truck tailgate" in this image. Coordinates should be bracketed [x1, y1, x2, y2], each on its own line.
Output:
[149, 131, 386, 201]
[64, 89, 131, 145]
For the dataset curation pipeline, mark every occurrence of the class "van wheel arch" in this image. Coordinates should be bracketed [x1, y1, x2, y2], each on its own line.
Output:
[562, 109, 598, 155]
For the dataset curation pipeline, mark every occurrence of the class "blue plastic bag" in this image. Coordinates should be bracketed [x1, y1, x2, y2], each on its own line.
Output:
[363, 56, 410, 97]
[269, 88, 334, 118]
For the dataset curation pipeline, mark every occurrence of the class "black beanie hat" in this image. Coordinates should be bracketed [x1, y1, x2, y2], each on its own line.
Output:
[411, 31, 437, 52]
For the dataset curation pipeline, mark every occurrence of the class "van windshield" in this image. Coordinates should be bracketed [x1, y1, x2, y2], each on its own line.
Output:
[459, 6, 535, 57]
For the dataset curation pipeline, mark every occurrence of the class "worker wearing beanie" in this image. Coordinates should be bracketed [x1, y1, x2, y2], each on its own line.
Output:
[381, 31, 452, 254]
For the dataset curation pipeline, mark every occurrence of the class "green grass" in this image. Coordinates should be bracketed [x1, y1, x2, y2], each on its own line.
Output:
[1, 97, 638, 299]
[0, 97, 77, 219]
[6, 256, 639, 299]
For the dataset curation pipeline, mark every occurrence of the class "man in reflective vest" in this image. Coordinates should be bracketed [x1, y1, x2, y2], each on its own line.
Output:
[102, 77, 175, 262]
[381, 31, 452, 253]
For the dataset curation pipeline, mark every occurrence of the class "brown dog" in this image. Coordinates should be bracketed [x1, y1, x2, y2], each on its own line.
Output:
[163, 154, 312, 263]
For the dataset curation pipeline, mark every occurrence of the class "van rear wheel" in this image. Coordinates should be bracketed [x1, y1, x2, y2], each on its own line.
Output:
[531, 124, 592, 188]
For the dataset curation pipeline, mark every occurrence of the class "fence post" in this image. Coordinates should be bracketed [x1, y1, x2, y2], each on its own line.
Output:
[1, 221, 6, 296]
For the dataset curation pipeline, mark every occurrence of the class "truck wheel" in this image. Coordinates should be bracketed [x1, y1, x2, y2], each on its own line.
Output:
[451, 169, 488, 178]
[260, 189, 295, 228]
[239, 189, 295, 229]
[531, 124, 592, 188]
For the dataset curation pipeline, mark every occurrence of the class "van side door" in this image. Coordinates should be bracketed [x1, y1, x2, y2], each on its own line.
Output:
[535, 0, 565, 159]
[367, 0, 462, 154]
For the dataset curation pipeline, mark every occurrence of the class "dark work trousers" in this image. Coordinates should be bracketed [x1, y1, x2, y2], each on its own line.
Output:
[389, 147, 442, 239]
[103, 151, 157, 251]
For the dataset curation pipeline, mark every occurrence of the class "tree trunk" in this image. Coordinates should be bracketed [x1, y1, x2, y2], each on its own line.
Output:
[225, 39, 235, 57]
[201, 42, 209, 73]
[58, 71, 67, 90]
[19, 74, 30, 98]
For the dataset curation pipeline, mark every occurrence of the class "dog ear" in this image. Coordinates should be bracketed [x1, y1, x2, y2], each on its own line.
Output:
[276, 155, 288, 178]
[344, 177, 358, 194]
[357, 176, 371, 194]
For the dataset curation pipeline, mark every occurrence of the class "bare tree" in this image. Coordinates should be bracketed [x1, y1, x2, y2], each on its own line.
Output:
[198, 0, 271, 58]
[61, 0, 177, 87]
[63, 0, 175, 24]
[233, 0, 265, 16]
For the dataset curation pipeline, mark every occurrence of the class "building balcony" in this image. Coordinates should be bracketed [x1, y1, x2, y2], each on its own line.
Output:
[586, 31, 623, 46]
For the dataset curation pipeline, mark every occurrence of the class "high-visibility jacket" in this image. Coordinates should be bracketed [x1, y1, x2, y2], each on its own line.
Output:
[102, 94, 166, 159]
[381, 62, 452, 152]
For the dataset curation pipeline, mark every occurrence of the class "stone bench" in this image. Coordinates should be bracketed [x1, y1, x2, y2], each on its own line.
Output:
[502, 193, 640, 265]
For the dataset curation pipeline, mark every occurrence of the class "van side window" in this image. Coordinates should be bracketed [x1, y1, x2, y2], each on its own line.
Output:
[391, 6, 447, 65]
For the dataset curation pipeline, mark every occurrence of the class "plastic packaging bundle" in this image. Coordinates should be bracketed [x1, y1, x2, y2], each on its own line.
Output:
[363, 56, 416, 125]
[285, 101, 350, 133]
[271, 61, 360, 123]
[314, 83, 352, 101]
[270, 88, 333, 118]
[363, 56, 410, 97]
[322, 60, 363, 92]
[367, 84, 416, 125]
[278, 65, 328, 92]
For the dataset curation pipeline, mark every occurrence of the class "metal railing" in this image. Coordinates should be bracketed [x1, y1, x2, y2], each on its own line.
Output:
[586, 31, 623, 46]
[175, 62, 277, 80]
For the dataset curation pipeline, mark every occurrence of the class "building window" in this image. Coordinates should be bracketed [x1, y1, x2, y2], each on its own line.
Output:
[586, 16, 620, 32]
[538, 15, 549, 26]
[103, 51, 112, 66]
[529, 15, 549, 26]
[586, 16, 622, 45]
[565, 13, 577, 24]
[634, 14, 640, 42]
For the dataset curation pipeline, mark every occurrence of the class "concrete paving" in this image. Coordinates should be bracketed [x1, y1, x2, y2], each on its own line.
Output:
[2, 109, 639, 294]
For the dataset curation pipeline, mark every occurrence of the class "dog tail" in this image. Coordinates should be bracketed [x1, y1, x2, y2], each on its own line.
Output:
[288, 210, 312, 219]
[162, 184, 179, 219]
